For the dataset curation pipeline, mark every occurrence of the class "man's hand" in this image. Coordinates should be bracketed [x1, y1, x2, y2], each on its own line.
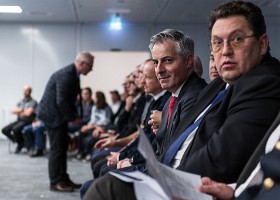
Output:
[80, 125, 90, 133]
[198, 177, 234, 200]
[107, 152, 120, 166]
[117, 158, 131, 169]
[94, 134, 119, 150]
[148, 110, 162, 134]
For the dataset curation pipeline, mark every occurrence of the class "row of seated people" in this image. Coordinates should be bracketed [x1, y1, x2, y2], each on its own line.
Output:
[75, 35, 218, 198]
[0, 84, 125, 159]
[81, 8, 280, 200]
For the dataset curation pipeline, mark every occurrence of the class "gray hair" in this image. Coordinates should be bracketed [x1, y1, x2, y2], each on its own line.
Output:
[75, 51, 94, 63]
[149, 29, 194, 56]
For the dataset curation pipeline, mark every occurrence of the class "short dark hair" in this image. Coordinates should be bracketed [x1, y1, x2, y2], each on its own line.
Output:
[110, 90, 121, 101]
[208, 1, 266, 39]
[83, 87, 92, 95]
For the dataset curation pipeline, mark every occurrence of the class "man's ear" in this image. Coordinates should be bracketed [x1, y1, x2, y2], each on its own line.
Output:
[185, 54, 193, 67]
[259, 33, 269, 56]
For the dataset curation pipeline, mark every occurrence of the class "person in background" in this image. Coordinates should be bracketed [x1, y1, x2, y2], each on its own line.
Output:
[109, 90, 124, 123]
[1, 85, 37, 154]
[209, 52, 219, 81]
[22, 120, 45, 157]
[68, 87, 94, 133]
[77, 91, 113, 161]
[68, 87, 94, 153]
[193, 55, 203, 77]
[36, 51, 94, 192]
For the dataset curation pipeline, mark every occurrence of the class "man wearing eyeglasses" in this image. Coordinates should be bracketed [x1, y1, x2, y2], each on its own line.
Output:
[83, 1, 280, 199]
[37, 51, 94, 192]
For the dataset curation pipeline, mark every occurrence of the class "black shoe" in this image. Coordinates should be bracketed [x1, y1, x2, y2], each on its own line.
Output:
[50, 182, 74, 192]
[31, 149, 44, 157]
[65, 179, 82, 189]
[28, 148, 34, 157]
[14, 144, 24, 154]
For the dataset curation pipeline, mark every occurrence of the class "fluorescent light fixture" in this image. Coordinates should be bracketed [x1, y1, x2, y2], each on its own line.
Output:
[0, 6, 22, 13]
[109, 13, 122, 30]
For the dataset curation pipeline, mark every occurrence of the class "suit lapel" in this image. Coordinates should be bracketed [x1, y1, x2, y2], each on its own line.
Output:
[170, 78, 226, 146]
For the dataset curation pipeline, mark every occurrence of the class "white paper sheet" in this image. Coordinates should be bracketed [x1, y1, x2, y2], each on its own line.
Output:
[110, 129, 212, 200]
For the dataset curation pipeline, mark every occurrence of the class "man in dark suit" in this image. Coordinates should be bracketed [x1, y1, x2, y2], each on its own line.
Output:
[37, 51, 94, 192]
[83, 1, 280, 200]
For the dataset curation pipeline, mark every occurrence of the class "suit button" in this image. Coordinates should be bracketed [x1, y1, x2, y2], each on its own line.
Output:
[264, 177, 274, 190]
[275, 141, 280, 150]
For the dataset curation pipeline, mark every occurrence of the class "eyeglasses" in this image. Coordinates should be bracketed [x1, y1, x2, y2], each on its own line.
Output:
[83, 61, 92, 68]
[209, 35, 256, 53]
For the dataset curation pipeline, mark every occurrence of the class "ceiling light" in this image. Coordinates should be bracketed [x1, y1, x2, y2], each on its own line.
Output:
[0, 6, 22, 13]
[109, 13, 122, 30]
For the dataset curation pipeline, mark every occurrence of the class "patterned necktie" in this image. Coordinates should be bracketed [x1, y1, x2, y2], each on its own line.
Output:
[168, 96, 177, 125]
[163, 88, 229, 165]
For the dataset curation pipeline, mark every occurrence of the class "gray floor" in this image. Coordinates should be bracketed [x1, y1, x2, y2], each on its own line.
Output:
[0, 139, 92, 200]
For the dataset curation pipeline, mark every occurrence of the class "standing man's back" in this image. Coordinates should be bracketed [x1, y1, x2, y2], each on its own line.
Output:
[37, 51, 94, 192]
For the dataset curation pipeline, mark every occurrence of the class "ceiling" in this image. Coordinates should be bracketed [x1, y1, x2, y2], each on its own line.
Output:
[0, 0, 280, 24]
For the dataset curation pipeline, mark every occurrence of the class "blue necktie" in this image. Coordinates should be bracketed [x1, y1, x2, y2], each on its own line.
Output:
[163, 87, 229, 165]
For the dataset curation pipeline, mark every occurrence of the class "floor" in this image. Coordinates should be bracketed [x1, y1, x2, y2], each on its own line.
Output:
[0, 139, 92, 200]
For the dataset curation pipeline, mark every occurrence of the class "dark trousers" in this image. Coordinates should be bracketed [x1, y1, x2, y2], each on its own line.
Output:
[47, 121, 70, 184]
[83, 173, 136, 200]
[2, 120, 30, 145]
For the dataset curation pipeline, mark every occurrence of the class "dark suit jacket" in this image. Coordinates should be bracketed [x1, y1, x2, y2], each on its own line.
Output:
[237, 145, 280, 200]
[37, 64, 80, 128]
[234, 111, 280, 199]
[119, 90, 171, 163]
[164, 53, 280, 183]
[156, 72, 208, 154]
[236, 111, 280, 187]
[116, 93, 147, 138]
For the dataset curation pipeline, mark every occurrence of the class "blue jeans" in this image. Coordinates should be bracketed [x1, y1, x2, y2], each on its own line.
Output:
[22, 122, 45, 150]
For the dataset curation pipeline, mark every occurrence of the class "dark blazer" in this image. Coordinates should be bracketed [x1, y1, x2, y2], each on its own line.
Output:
[236, 111, 280, 187]
[116, 93, 147, 138]
[37, 64, 80, 128]
[119, 90, 171, 162]
[165, 54, 280, 184]
[156, 72, 208, 154]
[236, 139, 280, 200]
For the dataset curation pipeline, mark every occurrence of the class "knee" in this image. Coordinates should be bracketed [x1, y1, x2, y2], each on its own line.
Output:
[80, 179, 94, 199]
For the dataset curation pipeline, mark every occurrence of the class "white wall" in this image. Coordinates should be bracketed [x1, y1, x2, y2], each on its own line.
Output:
[81, 51, 150, 105]
[0, 21, 279, 129]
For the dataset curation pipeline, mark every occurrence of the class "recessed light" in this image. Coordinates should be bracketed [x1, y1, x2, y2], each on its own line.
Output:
[0, 6, 22, 13]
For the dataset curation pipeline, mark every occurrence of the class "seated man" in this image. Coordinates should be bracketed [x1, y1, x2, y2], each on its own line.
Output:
[2, 85, 37, 153]
[83, 1, 280, 199]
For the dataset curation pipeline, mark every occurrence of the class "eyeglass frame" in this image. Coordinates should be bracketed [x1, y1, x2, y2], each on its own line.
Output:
[209, 34, 257, 53]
